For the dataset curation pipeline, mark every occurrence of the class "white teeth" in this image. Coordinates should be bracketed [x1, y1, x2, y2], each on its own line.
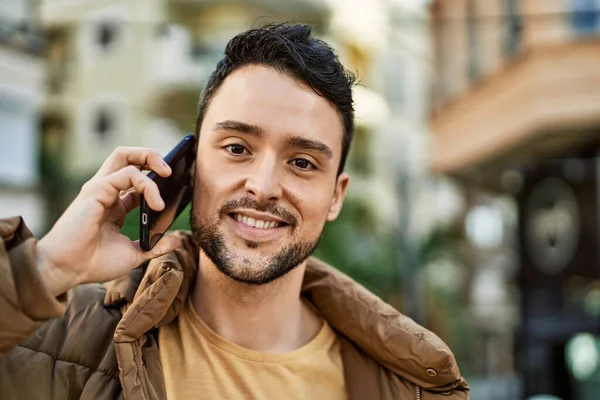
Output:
[233, 214, 280, 229]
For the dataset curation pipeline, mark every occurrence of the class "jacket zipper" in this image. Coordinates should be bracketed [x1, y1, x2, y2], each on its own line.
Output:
[416, 385, 421, 400]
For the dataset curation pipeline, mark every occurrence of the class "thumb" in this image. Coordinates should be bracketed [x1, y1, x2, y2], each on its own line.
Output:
[153, 234, 183, 256]
[134, 234, 183, 262]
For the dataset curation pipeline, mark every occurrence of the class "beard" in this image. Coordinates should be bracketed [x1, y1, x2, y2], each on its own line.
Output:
[190, 197, 322, 285]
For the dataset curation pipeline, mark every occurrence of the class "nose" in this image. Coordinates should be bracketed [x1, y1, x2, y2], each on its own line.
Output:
[244, 153, 283, 202]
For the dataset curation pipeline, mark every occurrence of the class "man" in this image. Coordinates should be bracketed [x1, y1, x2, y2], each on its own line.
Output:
[0, 23, 469, 399]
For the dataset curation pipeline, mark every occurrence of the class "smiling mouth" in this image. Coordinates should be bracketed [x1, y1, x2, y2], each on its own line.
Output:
[228, 213, 289, 229]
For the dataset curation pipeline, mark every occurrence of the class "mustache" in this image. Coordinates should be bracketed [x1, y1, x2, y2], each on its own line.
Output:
[220, 197, 298, 227]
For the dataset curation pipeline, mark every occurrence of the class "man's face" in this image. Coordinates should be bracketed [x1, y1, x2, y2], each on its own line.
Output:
[191, 65, 349, 285]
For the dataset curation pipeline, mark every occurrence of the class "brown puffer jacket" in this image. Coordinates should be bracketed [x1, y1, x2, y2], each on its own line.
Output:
[0, 216, 469, 399]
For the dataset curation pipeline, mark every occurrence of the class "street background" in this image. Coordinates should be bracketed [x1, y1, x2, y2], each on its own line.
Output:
[2, 0, 600, 398]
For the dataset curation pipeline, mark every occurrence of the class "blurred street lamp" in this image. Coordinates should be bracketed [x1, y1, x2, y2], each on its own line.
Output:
[465, 203, 504, 250]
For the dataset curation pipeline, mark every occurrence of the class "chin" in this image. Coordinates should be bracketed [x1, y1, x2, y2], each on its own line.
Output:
[215, 255, 293, 286]
[227, 241, 280, 261]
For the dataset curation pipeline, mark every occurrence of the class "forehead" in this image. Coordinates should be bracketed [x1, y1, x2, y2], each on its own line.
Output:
[201, 65, 343, 157]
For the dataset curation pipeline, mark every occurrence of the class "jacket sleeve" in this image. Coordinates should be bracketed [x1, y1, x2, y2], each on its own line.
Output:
[0, 217, 67, 356]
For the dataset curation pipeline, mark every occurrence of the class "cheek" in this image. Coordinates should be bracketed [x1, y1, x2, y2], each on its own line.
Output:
[194, 161, 221, 208]
[199, 151, 244, 188]
[194, 157, 244, 209]
[288, 183, 334, 230]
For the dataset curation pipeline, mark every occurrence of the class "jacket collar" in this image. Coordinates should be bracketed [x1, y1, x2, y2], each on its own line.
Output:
[104, 231, 464, 390]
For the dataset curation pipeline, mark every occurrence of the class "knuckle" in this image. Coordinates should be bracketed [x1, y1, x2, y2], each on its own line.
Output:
[124, 165, 140, 175]
[125, 166, 150, 187]
[80, 179, 95, 193]
[114, 145, 128, 155]
[111, 146, 127, 159]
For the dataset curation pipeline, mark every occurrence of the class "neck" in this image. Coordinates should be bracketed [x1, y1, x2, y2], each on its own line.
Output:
[191, 252, 322, 353]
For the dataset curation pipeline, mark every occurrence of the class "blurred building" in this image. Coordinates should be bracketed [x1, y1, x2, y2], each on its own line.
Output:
[155, 0, 330, 130]
[0, 0, 45, 235]
[430, 0, 600, 399]
[39, 0, 182, 192]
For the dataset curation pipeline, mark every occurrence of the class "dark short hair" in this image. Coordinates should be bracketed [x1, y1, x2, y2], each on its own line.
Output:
[195, 22, 356, 176]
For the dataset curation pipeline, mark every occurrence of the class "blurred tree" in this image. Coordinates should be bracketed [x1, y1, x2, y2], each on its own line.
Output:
[314, 195, 399, 301]
[420, 224, 476, 378]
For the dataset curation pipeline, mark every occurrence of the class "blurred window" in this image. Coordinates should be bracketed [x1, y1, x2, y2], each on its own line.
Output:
[0, 91, 37, 186]
[95, 20, 121, 52]
[571, 0, 600, 35]
[47, 28, 69, 94]
[92, 106, 117, 142]
[503, 0, 522, 56]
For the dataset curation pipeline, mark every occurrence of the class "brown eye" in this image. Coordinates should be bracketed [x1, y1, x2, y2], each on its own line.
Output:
[293, 159, 314, 170]
[227, 144, 247, 155]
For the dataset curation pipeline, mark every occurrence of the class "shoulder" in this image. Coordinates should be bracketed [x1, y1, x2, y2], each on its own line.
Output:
[18, 283, 121, 378]
[339, 337, 469, 399]
[305, 258, 470, 398]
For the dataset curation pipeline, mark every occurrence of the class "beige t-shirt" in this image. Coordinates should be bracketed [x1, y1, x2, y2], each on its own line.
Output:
[158, 300, 346, 400]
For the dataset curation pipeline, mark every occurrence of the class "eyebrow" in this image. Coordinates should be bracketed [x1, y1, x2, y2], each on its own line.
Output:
[214, 120, 264, 138]
[285, 136, 333, 160]
[214, 119, 333, 160]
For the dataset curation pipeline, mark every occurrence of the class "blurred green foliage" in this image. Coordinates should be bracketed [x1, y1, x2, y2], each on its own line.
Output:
[419, 226, 475, 378]
[314, 196, 399, 300]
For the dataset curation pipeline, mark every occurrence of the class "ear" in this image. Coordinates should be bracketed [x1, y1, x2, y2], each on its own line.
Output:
[327, 172, 350, 221]
[189, 160, 196, 186]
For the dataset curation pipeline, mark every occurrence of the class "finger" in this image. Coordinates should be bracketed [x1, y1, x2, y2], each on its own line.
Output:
[119, 187, 137, 198]
[94, 147, 171, 179]
[132, 235, 183, 262]
[89, 165, 165, 211]
[120, 190, 141, 213]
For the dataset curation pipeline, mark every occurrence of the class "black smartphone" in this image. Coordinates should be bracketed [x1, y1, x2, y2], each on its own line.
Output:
[139, 134, 196, 251]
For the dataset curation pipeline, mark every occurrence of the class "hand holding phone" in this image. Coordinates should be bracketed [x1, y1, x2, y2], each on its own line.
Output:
[36, 146, 182, 297]
[140, 134, 197, 251]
